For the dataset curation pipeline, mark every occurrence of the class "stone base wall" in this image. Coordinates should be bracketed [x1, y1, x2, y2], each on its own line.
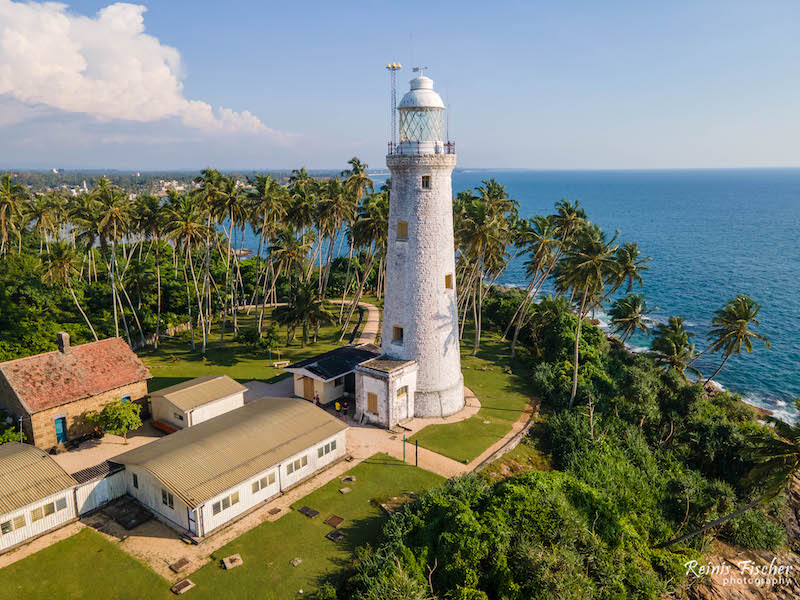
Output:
[28, 380, 148, 449]
[414, 374, 464, 418]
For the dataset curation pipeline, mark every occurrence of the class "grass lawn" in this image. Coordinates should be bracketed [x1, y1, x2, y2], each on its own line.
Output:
[408, 328, 535, 464]
[140, 308, 350, 393]
[0, 528, 171, 600]
[188, 453, 443, 599]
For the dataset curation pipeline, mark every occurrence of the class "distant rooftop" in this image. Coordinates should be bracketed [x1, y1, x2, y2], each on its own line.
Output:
[150, 375, 247, 411]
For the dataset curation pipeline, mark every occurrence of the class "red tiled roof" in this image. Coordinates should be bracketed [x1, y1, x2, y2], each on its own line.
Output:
[0, 338, 152, 414]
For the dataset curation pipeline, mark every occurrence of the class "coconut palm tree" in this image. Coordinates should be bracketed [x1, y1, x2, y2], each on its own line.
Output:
[649, 316, 702, 380]
[42, 240, 98, 341]
[25, 193, 57, 256]
[556, 224, 620, 407]
[341, 157, 374, 204]
[133, 195, 167, 348]
[273, 282, 334, 347]
[0, 173, 27, 255]
[609, 241, 651, 294]
[704, 294, 770, 385]
[316, 177, 355, 300]
[608, 294, 654, 343]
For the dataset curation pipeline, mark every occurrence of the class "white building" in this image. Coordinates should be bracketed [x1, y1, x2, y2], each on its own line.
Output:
[0, 443, 78, 552]
[284, 344, 380, 404]
[354, 73, 464, 426]
[149, 375, 247, 430]
[114, 396, 348, 537]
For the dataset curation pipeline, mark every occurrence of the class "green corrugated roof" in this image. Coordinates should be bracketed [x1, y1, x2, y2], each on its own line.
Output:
[0, 443, 77, 515]
[150, 375, 248, 411]
[113, 397, 348, 508]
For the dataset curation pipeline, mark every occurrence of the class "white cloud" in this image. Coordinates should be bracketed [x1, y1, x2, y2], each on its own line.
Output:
[0, 1, 271, 134]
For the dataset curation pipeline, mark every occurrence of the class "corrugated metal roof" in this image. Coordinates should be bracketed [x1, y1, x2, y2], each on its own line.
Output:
[150, 375, 248, 411]
[0, 443, 78, 515]
[285, 344, 380, 381]
[70, 460, 124, 485]
[113, 397, 348, 509]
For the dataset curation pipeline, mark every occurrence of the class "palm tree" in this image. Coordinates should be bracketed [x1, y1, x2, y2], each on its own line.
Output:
[608, 294, 654, 343]
[273, 282, 334, 347]
[704, 294, 770, 384]
[0, 173, 27, 255]
[316, 177, 355, 300]
[609, 242, 651, 294]
[556, 224, 619, 407]
[43, 240, 98, 341]
[134, 195, 166, 348]
[341, 157, 374, 205]
[25, 193, 57, 256]
[649, 316, 702, 380]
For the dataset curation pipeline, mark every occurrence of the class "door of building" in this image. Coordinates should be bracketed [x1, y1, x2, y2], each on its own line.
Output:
[54, 417, 67, 443]
[303, 377, 315, 401]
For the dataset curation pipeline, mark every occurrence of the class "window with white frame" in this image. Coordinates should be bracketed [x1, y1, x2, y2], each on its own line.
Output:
[252, 471, 277, 494]
[0, 520, 10, 535]
[212, 491, 240, 515]
[31, 507, 43, 522]
[2, 514, 27, 535]
[317, 439, 338, 459]
[13, 515, 25, 529]
[55, 497, 67, 512]
[286, 455, 308, 475]
[161, 489, 174, 509]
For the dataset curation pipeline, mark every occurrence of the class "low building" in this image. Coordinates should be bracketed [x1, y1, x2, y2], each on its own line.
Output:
[0, 443, 78, 552]
[113, 396, 348, 537]
[355, 357, 418, 428]
[149, 375, 247, 430]
[284, 344, 380, 404]
[0, 333, 152, 449]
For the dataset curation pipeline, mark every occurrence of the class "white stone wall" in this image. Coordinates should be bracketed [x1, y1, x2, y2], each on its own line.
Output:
[0, 488, 77, 552]
[355, 370, 390, 426]
[355, 364, 417, 428]
[75, 471, 126, 515]
[125, 466, 192, 533]
[383, 153, 464, 417]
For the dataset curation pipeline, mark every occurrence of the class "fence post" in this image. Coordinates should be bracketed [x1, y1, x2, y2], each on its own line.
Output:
[415, 440, 418, 467]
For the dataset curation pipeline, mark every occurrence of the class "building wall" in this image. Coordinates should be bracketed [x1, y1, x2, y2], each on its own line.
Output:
[355, 370, 389, 427]
[383, 153, 464, 417]
[75, 471, 127, 515]
[293, 375, 345, 405]
[151, 391, 244, 430]
[29, 381, 149, 449]
[124, 466, 192, 533]
[280, 429, 348, 489]
[355, 366, 417, 428]
[0, 488, 76, 552]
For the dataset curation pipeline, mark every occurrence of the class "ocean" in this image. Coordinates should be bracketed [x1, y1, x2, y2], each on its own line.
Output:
[244, 168, 800, 421]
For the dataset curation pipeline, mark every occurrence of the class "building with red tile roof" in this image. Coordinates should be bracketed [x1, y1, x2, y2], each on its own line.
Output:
[0, 333, 151, 449]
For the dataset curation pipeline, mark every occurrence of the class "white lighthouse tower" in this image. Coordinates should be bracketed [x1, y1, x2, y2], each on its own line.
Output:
[383, 73, 464, 417]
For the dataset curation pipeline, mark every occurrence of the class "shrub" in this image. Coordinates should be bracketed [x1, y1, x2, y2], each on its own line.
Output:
[723, 509, 786, 550]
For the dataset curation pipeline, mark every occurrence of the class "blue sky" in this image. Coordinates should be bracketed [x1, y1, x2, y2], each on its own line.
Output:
[1, 0, 799, 170]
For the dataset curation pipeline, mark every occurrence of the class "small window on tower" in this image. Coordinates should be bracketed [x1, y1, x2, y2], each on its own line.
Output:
[397, 221, 408, 240]
[392, 326, 404, 344]
[421, 175, 431, 189]
[445, 273, 454, 289]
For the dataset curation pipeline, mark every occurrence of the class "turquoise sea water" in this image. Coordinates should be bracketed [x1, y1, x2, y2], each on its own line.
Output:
[245, 168, 800, 420]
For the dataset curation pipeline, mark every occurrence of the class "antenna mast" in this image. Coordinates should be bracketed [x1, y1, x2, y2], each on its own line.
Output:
[386, 62, 402, 149]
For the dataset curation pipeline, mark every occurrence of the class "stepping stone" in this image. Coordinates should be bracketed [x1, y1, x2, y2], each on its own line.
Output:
[171, 579, 195, 595]
[325, 530, 345, 542]
[290, 557, 302, 567]
[325, 515, 345, 528]
[268, 507, 281, 515]
[169, 557, 191, 573]
[297, 506, 319, 518]
[339, 487, 352, 494]
[222, 554, 243, 570]
[341, 475, 356, 483]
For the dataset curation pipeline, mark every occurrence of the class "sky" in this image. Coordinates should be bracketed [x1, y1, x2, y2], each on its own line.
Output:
[1, 0, 799, 171]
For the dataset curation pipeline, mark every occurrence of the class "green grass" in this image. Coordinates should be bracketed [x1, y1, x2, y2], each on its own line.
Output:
[140, 308, 350, 393]
[408, 328, 534, 464]
[188, 453, 443, 599]
[0, 528, 171, 600]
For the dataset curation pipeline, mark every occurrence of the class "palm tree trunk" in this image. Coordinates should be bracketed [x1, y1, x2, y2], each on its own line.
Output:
[69, 284, 98, 341]
[186, 246, 208, 353]
[472, 266, 484, 356]
[704, 352, 732, 386]
[339, 251, 375, 341]
[183, 258, 195, 351]
[654, 496, 763, 549]
[219, 215, 234, 348]
[569, 287, 590, 408]
[154, 239, 162, 349]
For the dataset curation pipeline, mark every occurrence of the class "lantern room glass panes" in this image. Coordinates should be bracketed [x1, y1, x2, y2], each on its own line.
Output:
[399, 108, 444, 142]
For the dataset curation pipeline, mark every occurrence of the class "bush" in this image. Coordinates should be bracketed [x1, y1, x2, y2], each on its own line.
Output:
[723, 509, 786, 550]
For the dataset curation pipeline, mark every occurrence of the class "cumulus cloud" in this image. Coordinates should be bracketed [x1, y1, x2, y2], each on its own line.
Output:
[0, 1, 271, 134]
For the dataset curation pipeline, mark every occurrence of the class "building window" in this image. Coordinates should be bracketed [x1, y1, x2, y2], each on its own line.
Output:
[397, 386, 408, 399]
[318, 440, 337, 459]
[132, 473, 139, 489]
[43, 502, 55, 517]
[2, 515, 27, 534]
[334, 377, 344, 386]
[31, 508, 43, 522]
[367, 392, 378, 414]
[397, 221, 408, 240]
[0, 521, 10, 535]
[13, 515, 25, 529]
[55, 497, 67, 512]
[221, 496, 231, 510]
[174, 413, 184, 421]
[253, 472, 276, 494]
[392, 326, 404, 344]
[161, 489, 174, 509]
[231, 492, 239, 505]
[287, 456, 307, 475]
[421, 175, 431, 189]
[212, 502, 221, 515]
[121, 395, 131, 403]
[445, 273, 454, 289]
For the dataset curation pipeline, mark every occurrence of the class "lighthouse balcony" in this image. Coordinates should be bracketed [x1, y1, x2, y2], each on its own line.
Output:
[388, 141, 455, 156]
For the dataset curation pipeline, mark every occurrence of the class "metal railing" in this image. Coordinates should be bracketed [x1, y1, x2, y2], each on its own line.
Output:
[387, 141, 456, 155]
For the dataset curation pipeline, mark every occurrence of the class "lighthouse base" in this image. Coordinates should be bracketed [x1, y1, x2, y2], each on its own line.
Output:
[413, 374, 464, 418]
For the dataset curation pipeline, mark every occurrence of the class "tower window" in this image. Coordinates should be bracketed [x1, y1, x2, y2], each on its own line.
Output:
[421, 176, 431, 189]
[445, 273, 454, 289]
[392, 326, 404, 344]
[397, 386, 408, 398]
[397, 221, 408, 240]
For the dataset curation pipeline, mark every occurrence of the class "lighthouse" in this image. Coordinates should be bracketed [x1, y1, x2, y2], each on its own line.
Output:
[382, 73, 464, 418]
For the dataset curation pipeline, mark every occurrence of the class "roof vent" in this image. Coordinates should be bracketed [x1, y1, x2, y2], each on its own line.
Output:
[57, 332, 71, 355]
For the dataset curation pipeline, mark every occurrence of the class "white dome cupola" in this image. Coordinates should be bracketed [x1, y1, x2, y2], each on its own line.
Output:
[395, 75, 449, 154]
